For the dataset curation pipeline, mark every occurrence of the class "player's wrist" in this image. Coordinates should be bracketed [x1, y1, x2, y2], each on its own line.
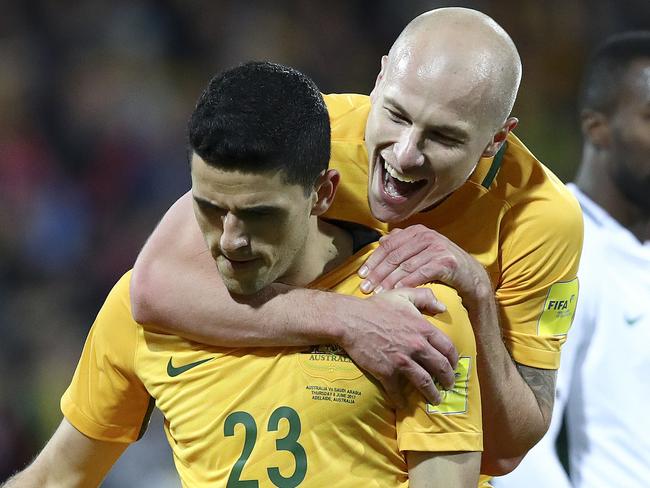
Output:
[306, 289, 351, 345]
[459, 263, 493, 309]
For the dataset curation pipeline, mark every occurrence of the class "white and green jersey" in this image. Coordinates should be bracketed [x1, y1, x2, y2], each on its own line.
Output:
[496, 184, 650, 488]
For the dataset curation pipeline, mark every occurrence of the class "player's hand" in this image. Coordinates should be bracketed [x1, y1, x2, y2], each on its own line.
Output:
[339, 287, 458, 408]
[358, 225, 491, 307]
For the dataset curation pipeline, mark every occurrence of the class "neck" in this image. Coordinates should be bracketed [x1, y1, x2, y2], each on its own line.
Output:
[280, 217, 354, 287]
[576, 146, 650, 242]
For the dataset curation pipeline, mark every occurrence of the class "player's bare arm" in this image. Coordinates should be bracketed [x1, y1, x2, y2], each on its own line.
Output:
[407, 451, 481, 488]
[360, 227, 558, 475]
[515, 363, 558, 425]
[2, 419, 127, 488]
[131, 191, 457, 407]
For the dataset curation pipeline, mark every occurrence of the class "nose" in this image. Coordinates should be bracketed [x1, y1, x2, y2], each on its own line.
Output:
[220, 212, 249, 254]
[393, 128, 425, 171]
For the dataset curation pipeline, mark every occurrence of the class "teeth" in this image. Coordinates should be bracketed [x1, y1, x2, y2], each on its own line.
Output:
[383, 160, 423, 183]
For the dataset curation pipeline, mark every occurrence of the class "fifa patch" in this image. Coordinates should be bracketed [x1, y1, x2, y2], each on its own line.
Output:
[537, 278, 579, 336]
[426, 357, 471, 415]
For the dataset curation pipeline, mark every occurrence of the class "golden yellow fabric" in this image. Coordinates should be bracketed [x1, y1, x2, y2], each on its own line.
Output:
[62, 243, 481, 487]
[323, 93, 583, 370]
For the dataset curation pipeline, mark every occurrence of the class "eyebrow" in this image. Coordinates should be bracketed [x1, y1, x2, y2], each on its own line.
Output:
[384, 97, 470, 141]
[193, 195, 222, 209]
[193, 195, 283, 215]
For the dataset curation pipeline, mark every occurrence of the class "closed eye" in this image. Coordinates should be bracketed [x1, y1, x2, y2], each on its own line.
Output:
[427, 131, 462, 147]
[385, 107, 410, 125]
[195, 198, 225, 217]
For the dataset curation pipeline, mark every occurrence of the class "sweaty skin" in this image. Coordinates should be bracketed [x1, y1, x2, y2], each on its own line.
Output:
[131, 8, 569, 475]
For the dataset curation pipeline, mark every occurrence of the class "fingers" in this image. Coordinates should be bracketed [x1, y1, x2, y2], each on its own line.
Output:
[378, 253, 447, 291]
[358, 227, 418, 280]
[399, 359, 443, 406]
[427, 328, 459, 371]
[359, 239, 429, 294]
[391, 287, 446, 314]
[381, 376, 408, 409]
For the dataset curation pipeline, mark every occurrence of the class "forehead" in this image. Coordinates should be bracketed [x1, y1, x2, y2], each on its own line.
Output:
[619, 59, 650, 106]
[190, 154, 305, 208]
[382, 53, 490, 129]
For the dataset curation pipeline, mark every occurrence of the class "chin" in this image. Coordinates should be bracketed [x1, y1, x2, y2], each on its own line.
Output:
[369, 197, 415, 223]
[222, 277, 265, 297]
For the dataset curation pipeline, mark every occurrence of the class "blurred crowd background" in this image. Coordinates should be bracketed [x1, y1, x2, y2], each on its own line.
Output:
[1, 0, 649, 485]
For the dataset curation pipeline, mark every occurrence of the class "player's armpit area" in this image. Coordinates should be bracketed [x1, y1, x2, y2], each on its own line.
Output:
[515, 363, 557, 425]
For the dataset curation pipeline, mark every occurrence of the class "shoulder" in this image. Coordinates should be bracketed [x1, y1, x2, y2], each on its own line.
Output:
[323, 93, 370, 141]
[423, 284, 476, 354]
[493, 134, 583, 243]
[92, 270, 140, 344]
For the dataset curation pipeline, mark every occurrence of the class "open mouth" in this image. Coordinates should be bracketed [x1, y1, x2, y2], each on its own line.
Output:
[380, 157, 427, 201]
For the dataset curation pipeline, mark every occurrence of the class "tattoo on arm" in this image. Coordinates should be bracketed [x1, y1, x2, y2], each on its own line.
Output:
[515, 363, 557, 423]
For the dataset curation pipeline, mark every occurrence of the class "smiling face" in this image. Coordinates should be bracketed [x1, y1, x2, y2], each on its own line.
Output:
[363, 8, 521, 223]
[191, 153, 315, 295]
[365, 53, 505, 223]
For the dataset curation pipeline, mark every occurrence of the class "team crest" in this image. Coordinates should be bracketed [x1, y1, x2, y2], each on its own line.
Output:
[297, 344, 362, 381]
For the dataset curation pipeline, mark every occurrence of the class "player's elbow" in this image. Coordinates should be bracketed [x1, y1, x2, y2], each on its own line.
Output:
[480, 454, 525, 477]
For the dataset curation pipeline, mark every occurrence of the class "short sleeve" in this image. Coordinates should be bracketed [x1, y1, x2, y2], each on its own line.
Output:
[396, 285, 482, 453]
[497, 185, 584, 369]
[61, 271, 153, 443]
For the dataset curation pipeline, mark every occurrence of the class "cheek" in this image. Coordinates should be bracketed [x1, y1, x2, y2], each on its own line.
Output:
[630, 129, 650, 155]
[250, 220, 298, 256]
[614, 130, 650, 171]
[366, 109, 392, 143]
[196, 217, 220, 247]
[428, 149, 476, 181]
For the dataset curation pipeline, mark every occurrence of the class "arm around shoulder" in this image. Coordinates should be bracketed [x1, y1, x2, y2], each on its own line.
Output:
[2, 419, 127, 488]
[130, 190, 212, 327]
[129, 191, 344, 346]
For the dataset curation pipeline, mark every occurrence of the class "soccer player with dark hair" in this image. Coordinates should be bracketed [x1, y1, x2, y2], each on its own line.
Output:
[130, 8, 583, 480]
[496, 31, 650, 488]
[3, 62, 482, 488]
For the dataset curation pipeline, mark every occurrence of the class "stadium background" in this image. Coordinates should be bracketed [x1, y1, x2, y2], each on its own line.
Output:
[1, 0, 648, 485]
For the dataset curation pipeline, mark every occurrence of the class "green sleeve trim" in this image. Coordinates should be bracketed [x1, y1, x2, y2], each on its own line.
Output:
[481, 142, 508, 189]
[137, 396, 155, 440]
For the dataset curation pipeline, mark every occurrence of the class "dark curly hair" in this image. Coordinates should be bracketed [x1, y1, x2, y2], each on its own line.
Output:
[188, 61, 331, 194]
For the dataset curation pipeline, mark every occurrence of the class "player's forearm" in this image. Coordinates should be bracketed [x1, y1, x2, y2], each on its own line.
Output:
[468, 292, 549, 475]
[130, 191, 345, 346]
[2, 455, 96, 488]
[2, 469, 87, 488]
[407, 451, 480, 488]
[131, 249, 346, 346]
[2, 468, 47, 488]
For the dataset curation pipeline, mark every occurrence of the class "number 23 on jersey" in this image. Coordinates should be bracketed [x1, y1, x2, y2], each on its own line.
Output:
[224, 406, 307, 487]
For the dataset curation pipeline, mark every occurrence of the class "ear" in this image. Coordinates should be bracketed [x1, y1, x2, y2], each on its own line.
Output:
[482, 117, 519, 158]
[370, 55, 389, 101]
[581, 110, 611, 149]
[310, 169, 340, 216]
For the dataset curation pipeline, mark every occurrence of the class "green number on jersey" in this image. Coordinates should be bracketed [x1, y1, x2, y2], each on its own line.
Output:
[224, 407, 307, 487]
[224, 411, 259, 488]
[267, 407, 307, 487]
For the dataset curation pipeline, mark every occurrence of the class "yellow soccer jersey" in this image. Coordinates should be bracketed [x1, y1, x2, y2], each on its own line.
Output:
[61, 244, 481, 487]
[323, 93, 583, 370]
